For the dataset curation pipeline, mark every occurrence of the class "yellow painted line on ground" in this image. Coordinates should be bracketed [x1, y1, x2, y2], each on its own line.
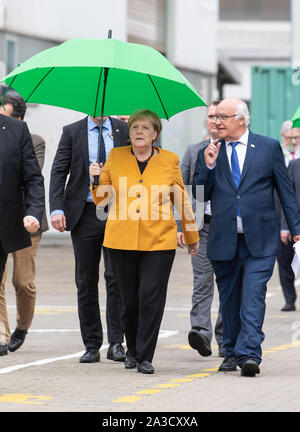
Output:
[113, 395, 143, 403]
[154, 383, 181, 389]
[186, 373, 212, 378]
[113, 341, 300, 404]
[136, 389, 163, 395]
[170, 378, 195, 383]
[177, 313, 189, 317]
[0, 394, 53, 405]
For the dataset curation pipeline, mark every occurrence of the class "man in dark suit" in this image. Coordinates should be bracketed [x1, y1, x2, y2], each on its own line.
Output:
[177, 101, 223, 358]
[0, 96, 48, 355]
[280, 155, 300, 308]
[50, 115, 128, 363]
[277, 122, 300, 311]
[0, 109, 45, 355]
[193, 97, 300, 377]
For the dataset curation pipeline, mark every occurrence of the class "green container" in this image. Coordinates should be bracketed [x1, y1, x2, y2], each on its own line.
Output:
[251, 66, 300, 141]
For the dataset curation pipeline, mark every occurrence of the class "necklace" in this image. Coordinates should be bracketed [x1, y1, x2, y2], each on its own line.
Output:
[131, 146, 154, 163]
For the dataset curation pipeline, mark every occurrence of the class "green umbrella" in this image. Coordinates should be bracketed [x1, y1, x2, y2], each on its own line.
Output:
[292, 105, 300, 128]
[1, 36, 206, 120]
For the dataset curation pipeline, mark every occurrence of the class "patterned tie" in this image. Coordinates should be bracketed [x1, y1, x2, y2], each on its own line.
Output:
[97, 125, 106, 164]
[230, 141, 241, 217]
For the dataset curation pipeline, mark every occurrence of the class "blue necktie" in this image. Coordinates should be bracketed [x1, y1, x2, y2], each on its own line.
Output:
[230, 141, 241, 217]
[97, 125, 106, 164]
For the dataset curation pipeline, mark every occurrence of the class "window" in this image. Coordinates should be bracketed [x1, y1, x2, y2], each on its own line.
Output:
[219, 0, 290, 21]
[6, 40, 16, 74]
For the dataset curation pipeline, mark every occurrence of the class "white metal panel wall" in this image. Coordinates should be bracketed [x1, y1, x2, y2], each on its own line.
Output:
[127, 0, 166, 52]
[1, 0, 127, 42]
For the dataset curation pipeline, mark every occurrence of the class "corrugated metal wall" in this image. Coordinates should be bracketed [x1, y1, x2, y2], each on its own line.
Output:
[251, 66, 300, 140]
[127, 0, 166, 52]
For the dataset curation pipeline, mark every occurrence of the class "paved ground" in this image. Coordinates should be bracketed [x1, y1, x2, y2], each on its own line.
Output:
[0, 241, 300, 415]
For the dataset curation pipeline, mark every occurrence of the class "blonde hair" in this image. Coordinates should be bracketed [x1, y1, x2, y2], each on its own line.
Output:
[128, 109, 162, 143]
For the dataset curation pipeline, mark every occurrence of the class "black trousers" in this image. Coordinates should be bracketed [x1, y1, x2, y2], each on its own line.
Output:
[71, 204, 123, 350]
[277, 240, 296, 305]
[0, 240, 7, 284]
[108, 248, 176, 363]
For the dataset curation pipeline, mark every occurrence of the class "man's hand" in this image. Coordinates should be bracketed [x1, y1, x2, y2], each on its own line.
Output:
[51, 214, 66, 232]
[188, 241, 199, 257]
[280, 231, 291, 245]
[204, 139, 221, 168]
[177, 232, 185, 248]
[293, 234, 300, 243]
[23, 216, 40, 233]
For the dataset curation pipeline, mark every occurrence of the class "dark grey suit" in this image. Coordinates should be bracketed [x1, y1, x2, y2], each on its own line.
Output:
[279, 158, 300, 306]
[179, 140, 223, 348]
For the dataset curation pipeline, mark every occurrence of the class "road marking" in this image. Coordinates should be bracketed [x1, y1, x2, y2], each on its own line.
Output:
[113, 340, 300, 404]
[0, 394, 53, 405]
[0, 331, 178, 375]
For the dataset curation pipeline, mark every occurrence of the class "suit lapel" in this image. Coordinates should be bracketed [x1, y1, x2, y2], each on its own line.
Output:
[110, 117, 122, 147]
[0, 119, 7, 186]
[219, 140, 237, 190]
[239, 131, 257, 187]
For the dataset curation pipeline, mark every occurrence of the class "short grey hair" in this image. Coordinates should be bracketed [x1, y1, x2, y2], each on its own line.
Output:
[235, 101, 250, 127]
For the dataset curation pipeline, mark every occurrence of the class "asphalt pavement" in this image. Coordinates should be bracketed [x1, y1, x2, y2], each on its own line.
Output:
[0, 241, 300, 415]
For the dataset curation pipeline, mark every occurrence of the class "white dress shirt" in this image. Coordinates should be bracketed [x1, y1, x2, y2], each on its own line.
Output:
[225, 129, 249, 233]
[207, 129, 249, 233]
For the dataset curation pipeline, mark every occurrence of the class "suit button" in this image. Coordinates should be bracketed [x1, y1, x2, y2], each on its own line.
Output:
[139, 179, 143, 183]
[236, 195, 240, 199]
[137, 193, 141, 198]
[136, 209, 140, 213]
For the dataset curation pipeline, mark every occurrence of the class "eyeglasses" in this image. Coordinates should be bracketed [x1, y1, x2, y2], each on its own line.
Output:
[212, 114, 238, 122]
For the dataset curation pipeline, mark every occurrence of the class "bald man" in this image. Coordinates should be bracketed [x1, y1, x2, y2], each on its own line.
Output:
[193, 97, 300, 377]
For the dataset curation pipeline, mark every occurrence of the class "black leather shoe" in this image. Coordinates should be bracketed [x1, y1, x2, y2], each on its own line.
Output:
[107, 343, 126, 362]
[79, 350, 100, 363]
[124, 353, 137, 369]
[8, 328, 27, 352]
[281, 303, 296, 311]
[240, 359, 260, 377]
[0, 342, 8, 356]
[188, 330, 212, 356]
[218, 357, 237, 372]
[137, 360, 155, 374]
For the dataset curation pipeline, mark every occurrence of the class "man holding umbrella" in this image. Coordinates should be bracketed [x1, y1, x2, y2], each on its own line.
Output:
[50, 114, 128, 363]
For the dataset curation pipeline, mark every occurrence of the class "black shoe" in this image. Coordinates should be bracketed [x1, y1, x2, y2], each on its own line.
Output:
[107, 343, 126, 362]
[124, 353, 137, 369]
[281, 303, 296, 311]
[218, 345, 225, 358]
[240, 359, 260, 377]
[188, 330, 212, 356]
[137, 360, 155, 374]
[218, 357, 237, 372]
[79, 350, 100, 363]
[0, 342, 8, 356]
[8, 328, 27, 352]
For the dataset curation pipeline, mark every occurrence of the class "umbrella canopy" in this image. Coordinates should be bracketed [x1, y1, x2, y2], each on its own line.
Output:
[292, 105, 300, 128]
[1, 38, 206, 119]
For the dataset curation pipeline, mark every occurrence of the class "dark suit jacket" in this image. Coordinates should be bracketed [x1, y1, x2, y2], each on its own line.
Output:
[49, 116, 129, 231]
[177, 139, 209, 232]
[31, 133, 49, 236]
[193, 130, 300, 261]
[0, 114, 45, 253]
[281, 158, 300, 231]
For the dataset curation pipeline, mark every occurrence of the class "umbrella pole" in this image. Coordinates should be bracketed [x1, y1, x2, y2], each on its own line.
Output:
[94, 30, 112, 186]
[94, 66, 109, 186]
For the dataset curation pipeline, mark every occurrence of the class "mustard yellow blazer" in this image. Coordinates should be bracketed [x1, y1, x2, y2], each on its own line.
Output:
[91, 145, 199, 251]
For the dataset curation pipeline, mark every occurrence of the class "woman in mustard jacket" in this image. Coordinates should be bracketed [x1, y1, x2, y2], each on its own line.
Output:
[90, 109, 199, 374]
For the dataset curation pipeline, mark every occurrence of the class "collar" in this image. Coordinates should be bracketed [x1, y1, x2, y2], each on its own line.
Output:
[225, 128, 249, 147]
[87, 116, 111, 132]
